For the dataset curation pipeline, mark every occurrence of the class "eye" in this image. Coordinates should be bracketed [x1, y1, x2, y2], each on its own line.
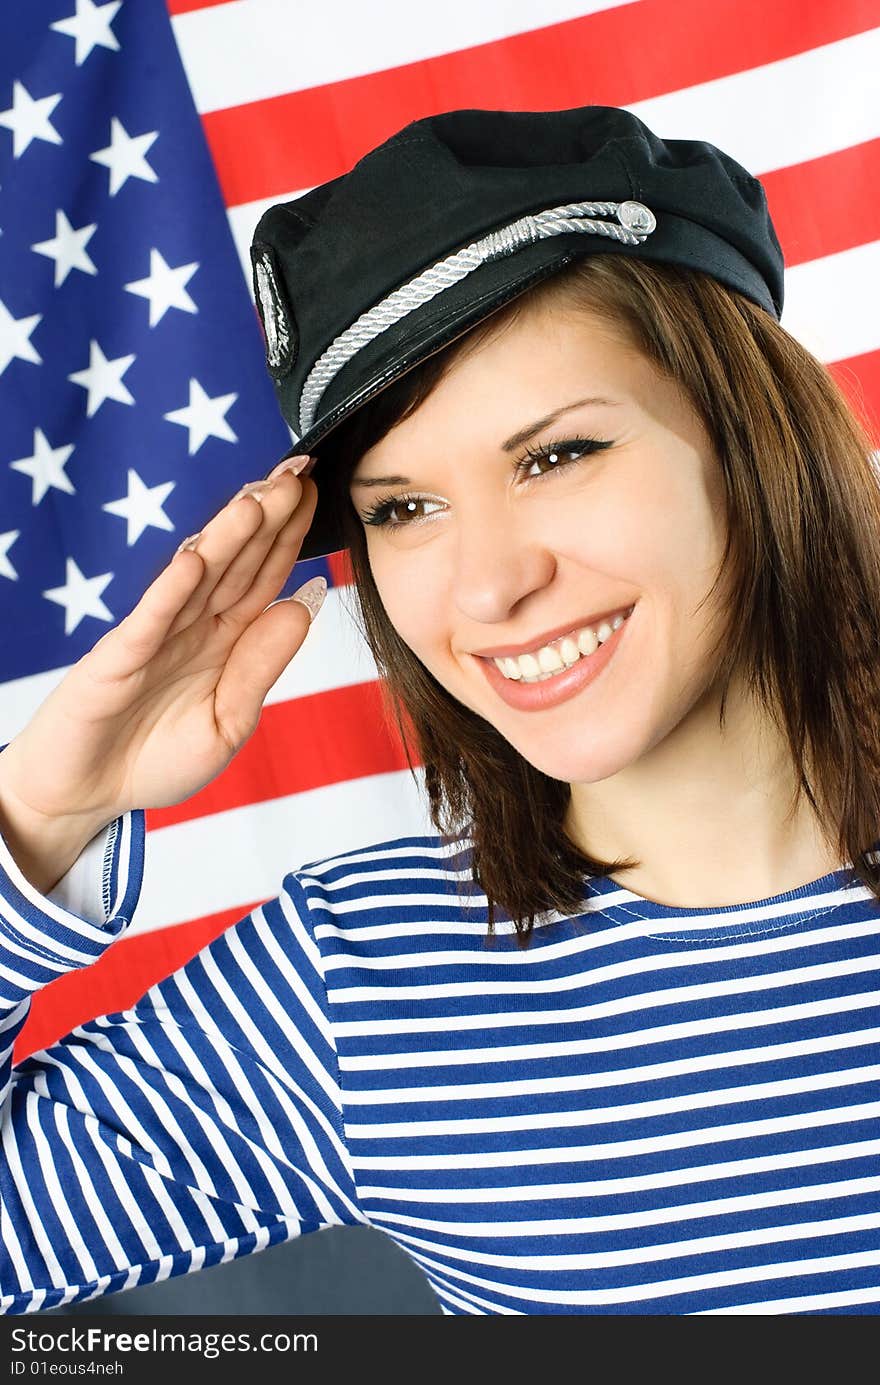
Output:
[516, 435, 613, 480]
[360, 492, 445, 530]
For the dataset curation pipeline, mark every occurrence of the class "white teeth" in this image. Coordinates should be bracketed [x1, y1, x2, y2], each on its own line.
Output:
[491, 607, 632, 682]
[537, 645, 565, 674]
[558, 636, 581, 667]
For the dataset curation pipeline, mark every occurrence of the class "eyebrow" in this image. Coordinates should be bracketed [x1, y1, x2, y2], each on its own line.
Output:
[349, 396, 622, 489]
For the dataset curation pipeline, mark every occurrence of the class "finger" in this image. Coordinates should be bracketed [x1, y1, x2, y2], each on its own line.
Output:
[169, 470, 309, 635]
[204, 469, 311, 617]
[85, 546, 206, 683]
[219, 479, 320, 629]
[168, 488, 270, 634]
[212, 596, 313, 748]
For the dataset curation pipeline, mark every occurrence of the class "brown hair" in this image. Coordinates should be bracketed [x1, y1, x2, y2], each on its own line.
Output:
[320, 254, 880, 946]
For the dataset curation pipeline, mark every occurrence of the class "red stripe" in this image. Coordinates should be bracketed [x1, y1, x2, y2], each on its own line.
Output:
[147, 680, 417, 830]
[327, 550, 354, 586]
[202, 0, 880, 207]
[829, 346, 880, 444]
[761, 139, 880, 266]
[166, 0, 232, 14]
[14, 901, 259, 1062]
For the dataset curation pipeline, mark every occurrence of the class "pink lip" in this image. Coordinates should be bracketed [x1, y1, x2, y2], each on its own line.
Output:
[471, 604, 634, 659]
[474, 605, 634, 712]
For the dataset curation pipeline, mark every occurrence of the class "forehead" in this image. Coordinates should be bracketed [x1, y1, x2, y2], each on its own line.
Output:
[348, 303, 644, 472]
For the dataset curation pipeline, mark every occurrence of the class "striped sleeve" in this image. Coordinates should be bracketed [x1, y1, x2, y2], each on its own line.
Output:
[0, 815, 365, 1315]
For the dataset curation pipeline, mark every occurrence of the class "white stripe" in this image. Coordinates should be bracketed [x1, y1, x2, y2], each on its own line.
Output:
[345, 1063, 880, 1137]
[408, 1241, 880, 1307]
[131, 768, 434, 936]
[109, 1010, 275, 1214]
[373, 1173, 880, 1239]
[174, 944, 360, 1223]
[629, 29, 880, 188]
[110, 1021, 262, 1236]
[53, 1102, 144, 1276]
[327, 916, 880, 1001]
[701, 1284, 880, 1314]
[337, 990, 880, 1071]
[320, 896, 859, 967]
[227, 910, 342, 1108]
[358, 1135, 880, 1203]
[172, 0, 638, 114]
[781, 239, 880, 364]
[332, 950, 880, 1036]
[429, 1274, 522, 1314]
[159, 966, 320, 1218]
[392, 1208, 880, 1270]
[2, 1097, 68, 1291]
[29, 1097, 99, 1284]
[340, 1026, 880, 1106]
[351, 1098, 880, 1170]
[0, 585, 375, 742]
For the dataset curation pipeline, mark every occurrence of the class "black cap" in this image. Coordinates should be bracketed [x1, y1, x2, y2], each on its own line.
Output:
[251, 104, 784, 561]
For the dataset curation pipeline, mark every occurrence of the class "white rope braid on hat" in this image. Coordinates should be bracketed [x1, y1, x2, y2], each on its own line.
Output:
[296, 198, 657, 438]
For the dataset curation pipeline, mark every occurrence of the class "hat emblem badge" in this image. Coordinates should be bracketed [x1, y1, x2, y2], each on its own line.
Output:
[617, 200, 656, 235]
[254, 250, 293, 374]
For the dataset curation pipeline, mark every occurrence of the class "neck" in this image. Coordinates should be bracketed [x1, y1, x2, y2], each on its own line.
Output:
[563, 674, 842, 909]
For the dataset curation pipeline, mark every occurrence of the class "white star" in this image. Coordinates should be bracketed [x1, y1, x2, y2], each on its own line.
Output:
[164, 379, 238, 455]
[125, 249, 198, 327]
[51, 0, 122, 65]
[0, 298, 41, 376]
[32, 210, 97, 287]
[10, 429, 75, 504]
[103, 469, 175, 545]
[90, 117, 157, 196]
[44, 557, 113, 635]
[0, 531, 19, 581]
[0, 81, 62, 159]
[68, 339, 135, 416]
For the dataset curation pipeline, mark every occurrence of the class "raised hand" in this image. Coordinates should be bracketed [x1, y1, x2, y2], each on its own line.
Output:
[0, 460, 324, 887]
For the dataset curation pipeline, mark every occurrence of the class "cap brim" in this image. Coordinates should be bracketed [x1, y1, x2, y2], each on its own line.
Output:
[275, 234, 628, 561]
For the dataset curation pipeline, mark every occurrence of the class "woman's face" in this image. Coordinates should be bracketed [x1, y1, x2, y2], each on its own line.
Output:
[348, 297, 732, 785]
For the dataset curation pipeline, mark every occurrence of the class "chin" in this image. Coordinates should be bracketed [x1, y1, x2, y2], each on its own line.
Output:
[497, 723, 648, 786]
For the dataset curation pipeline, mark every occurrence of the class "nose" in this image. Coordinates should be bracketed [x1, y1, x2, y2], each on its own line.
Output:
[450, 504, 556, 625]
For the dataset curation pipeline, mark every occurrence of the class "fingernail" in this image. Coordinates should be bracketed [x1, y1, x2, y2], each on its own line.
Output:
[289, 575, 327, 623]
[176, 532, 202, 553]
[233, 480, 273, 503]
[269, 454, 313, 481]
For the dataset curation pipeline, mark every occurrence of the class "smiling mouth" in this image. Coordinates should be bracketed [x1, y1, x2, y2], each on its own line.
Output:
[488, 606, 635, 683]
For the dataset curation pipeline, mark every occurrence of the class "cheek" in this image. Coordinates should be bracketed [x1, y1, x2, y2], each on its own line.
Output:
[551, 458, 722, 592]
[369, 549, 446, 661]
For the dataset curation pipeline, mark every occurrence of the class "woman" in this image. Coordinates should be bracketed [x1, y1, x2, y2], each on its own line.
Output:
[1, 105, 879, 1315]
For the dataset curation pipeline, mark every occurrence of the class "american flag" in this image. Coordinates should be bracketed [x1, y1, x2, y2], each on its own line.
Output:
[3, 0, 879, 1061]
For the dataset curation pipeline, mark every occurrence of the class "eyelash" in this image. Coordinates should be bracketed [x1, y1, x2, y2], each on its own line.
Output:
[360, 435, 613, 530]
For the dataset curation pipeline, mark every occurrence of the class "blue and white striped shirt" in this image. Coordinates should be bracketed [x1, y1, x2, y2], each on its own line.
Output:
[2, 809, 880, 1315]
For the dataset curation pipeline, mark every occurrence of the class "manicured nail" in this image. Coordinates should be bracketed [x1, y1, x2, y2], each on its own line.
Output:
[233, 480, 273, 503]
[176, 532, 201, 553]
[289, 575, 327, 623]
[269, 454, 313, 481]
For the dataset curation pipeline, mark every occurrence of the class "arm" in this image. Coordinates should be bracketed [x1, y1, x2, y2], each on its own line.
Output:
[0, 817, 364, 1315]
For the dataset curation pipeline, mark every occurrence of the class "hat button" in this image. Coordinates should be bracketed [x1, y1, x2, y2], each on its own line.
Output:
[617, 200, 656, 236]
